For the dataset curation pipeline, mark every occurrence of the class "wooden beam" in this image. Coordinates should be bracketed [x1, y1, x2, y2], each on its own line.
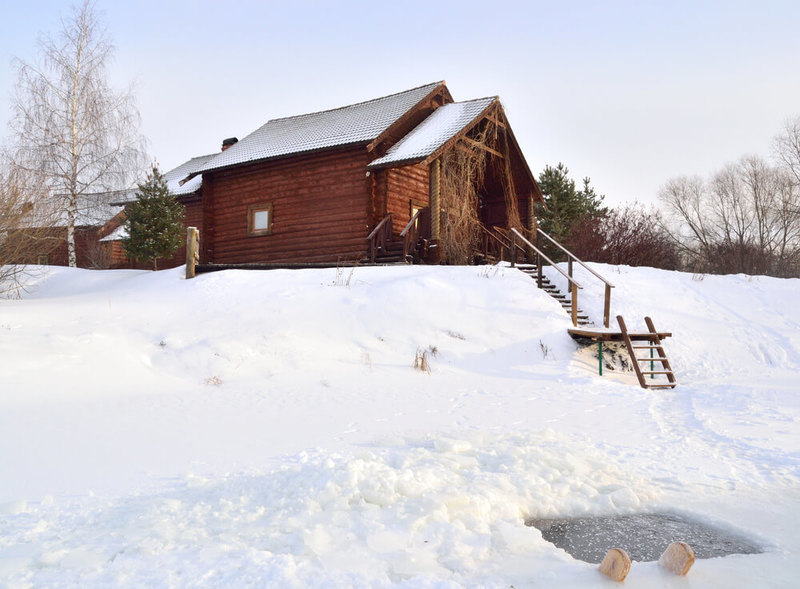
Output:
[460, 136, 504, 158]
[486, 115, 506, 129]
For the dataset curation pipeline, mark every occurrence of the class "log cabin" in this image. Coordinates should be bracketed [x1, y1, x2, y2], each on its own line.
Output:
[183, 81, 543, 267]
[9, 81, 542, 270]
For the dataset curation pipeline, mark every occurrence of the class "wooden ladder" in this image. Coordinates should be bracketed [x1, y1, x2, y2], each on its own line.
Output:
[617, 315, 677, 389]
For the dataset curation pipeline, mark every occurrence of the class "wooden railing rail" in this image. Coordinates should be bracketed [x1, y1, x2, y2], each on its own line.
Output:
[510, 228, 584, 326]
[399, 209, 421, 259]
[366, 213, 393, 263]
[535, 227, 614, 327]
[478, 223, 506, 261]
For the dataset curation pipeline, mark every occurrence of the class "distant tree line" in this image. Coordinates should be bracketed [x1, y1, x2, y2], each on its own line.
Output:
[538, 117, 800, 278]
[658, 118, 800, 277]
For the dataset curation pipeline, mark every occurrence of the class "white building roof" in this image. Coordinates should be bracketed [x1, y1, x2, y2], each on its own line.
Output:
[17, 192, 125, 229]
[165, 154, 215, 196]
[99, 223, 128, 242]
[368, 97, 496, 169]
[194, 82, 444, 175]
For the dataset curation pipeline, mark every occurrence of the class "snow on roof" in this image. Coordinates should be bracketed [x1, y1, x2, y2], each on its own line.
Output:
[164, 154, 215, 196]
[108, 154, 216, 206]
[368, 97, 496, 170]
[195, 82, 444, 175]
[99, 223, 128, 242]
[17, 192, 125, 229]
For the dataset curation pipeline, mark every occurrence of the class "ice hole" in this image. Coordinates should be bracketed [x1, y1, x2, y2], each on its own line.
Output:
[526, 513, 763, 564]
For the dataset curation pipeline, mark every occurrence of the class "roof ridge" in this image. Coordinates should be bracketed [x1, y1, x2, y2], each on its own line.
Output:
[452, 95, 499, 104]
[265, 81, 445, 124]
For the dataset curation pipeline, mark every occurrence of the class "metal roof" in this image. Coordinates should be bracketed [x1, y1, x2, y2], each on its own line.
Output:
[165, 154, 215, 196]
[17, 192, 125, 229]
[194, 82, 444, 175]
[367, 97, 496, 169]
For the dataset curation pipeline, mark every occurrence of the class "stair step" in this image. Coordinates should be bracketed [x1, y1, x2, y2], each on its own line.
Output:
[633, 344, 662, 349]
[646, 384, 678, 389]
[641, 370, 673, 375]
[635, 357, 667, 362]
[374, 256, 409, 263]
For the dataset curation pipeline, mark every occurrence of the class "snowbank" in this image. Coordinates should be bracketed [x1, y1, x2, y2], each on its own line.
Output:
[0, 264, 798, 587]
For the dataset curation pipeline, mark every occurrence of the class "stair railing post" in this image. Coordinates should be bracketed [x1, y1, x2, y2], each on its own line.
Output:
[536, 230, 543, 287]
[568, 257, 573, 280]
[603, 284, 611, 328]
[537, 258, 543, 288]
[510, 231, 516, 267]
[571, 282, 578, 326]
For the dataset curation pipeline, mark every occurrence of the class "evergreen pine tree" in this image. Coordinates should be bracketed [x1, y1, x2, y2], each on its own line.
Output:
[534, 163, 606, 259]
[122, 165, 184, 270]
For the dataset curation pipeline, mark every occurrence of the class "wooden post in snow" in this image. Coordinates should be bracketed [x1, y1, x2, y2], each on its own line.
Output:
[185, 226, 199, 279]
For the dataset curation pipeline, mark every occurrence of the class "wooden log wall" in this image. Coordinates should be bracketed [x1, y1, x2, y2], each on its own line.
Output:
[384, 162, 430, 235]
[202, 146, 372, 264]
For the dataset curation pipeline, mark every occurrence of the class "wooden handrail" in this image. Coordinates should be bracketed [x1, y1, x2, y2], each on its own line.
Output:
[366, 213, 393, 263]
[399, 209, 421, 237]
[511, 228, 583, 326]
[536, 227, 615, 289]
[367, 213, 392, 241]
[519, 227, 615, 327]
[510, 228, 582, 288]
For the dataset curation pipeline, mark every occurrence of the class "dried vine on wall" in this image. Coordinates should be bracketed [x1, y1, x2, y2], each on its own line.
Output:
[438, 114, 522, 263]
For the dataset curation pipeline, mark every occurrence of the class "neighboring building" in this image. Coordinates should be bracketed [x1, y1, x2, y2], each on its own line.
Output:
[6, 192, 127, 268]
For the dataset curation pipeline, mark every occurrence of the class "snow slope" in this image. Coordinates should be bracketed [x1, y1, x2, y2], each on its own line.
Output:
[0, 264, 798, 587]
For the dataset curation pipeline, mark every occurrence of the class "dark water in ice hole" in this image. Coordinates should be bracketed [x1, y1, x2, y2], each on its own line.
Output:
[526, 513, 763, 564]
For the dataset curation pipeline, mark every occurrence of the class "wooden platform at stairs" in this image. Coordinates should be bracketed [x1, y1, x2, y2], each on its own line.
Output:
[569, 316, 677, 389]
[516, 263, 591, 326]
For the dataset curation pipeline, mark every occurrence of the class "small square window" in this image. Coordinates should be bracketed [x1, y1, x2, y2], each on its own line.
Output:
[248, 203, 273, 236]
[37, 254, 49, 265]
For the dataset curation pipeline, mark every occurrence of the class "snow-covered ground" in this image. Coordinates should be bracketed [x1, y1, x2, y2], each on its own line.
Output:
[0, 263, 798, 587]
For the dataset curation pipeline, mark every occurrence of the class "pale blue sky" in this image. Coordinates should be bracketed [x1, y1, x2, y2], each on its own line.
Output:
[2, 0, 799, 205]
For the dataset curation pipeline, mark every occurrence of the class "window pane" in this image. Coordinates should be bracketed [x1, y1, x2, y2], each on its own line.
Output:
[253, 210, 269, 231]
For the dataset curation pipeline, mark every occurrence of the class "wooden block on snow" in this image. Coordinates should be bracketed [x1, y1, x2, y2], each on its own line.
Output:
[659, 541, 695, 575]
[599, 547, 631, 582]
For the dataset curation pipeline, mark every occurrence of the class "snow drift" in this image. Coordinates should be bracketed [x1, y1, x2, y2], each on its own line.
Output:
[0, 263, 798, 587]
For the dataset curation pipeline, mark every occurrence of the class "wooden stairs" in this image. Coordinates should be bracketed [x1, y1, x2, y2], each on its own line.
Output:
[368, 240, 411, 264]
[516, 263, 592, 326]
[617, 315, 677, 389]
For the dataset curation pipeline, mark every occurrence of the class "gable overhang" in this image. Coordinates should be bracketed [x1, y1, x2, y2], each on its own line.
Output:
[366, 99, 541, 201]
[366, 82, 454, 154]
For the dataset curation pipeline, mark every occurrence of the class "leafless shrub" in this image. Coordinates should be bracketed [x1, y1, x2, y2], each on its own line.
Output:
[84, 239, 112, 269]
[414, 345, 438, 373]
[567, 204, 681, 269]
[0, 162, 60, 296]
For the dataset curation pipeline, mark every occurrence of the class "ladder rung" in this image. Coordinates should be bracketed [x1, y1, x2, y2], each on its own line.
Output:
[641, 371, 672, 375]
[646, 384, 677, 389]
[635, 357, 666, 362]
[633, 345, 661, 349]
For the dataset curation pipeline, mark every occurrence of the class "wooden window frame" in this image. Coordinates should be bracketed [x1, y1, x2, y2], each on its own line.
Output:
[37, 254, 49, 265]
[248, 202, 273, 236]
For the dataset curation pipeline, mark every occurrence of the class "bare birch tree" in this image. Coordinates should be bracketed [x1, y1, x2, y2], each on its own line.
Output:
[9, 0, 145, 267]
